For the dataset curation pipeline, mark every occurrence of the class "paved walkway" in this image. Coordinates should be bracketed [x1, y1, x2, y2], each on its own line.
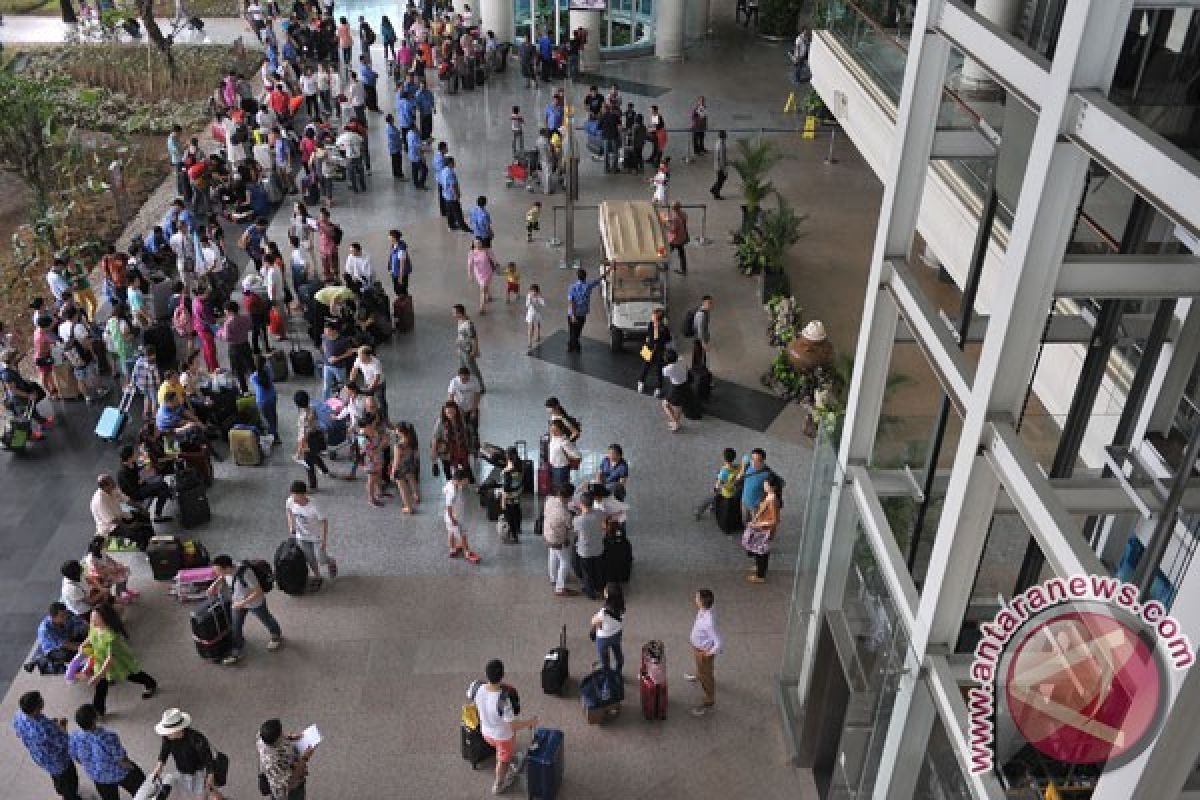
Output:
[0, 23, 865, 799]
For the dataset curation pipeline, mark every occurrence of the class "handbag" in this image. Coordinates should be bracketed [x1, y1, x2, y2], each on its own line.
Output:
[639, 344, 653, 362]
[741, 525, 771, 554]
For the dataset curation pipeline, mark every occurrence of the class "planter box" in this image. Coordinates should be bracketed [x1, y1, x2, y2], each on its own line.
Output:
[761, 271, 790, 304]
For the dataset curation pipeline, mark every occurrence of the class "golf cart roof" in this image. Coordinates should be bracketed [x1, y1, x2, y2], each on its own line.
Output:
[599, 201, 668, 265]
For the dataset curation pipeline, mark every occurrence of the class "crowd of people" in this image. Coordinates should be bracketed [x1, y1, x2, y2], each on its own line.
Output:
[4, 0, 793, 796]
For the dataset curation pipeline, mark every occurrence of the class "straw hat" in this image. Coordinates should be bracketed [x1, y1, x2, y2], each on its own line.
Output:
[800, 320, 827, 342]
[155, 708, 192, 736]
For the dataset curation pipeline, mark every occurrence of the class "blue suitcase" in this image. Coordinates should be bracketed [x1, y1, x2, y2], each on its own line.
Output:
[95, 388, 134, 441]
[526, 727, 564, 800]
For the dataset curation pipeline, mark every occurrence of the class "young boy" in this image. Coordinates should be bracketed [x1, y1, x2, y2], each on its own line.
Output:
[510, 105, 525, 158]
[525, 200, 542, 243]
[695, 448, 738, 519]
[468, 659, 539, 794]
[685, 588, 721, 716]
[130, 344, 161, 417]
[503, 262, 520, 304]
[444, 467, 480, 562]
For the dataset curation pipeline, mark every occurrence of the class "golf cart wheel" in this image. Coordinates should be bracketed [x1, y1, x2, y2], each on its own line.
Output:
[609, 327, 623, 353]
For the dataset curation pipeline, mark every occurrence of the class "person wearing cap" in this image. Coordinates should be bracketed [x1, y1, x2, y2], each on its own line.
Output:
[150, 709, 219, 799]
[13, 690, 81, 800]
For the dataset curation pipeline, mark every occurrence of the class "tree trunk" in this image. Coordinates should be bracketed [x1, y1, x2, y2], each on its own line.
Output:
[138, 0, 176, 74]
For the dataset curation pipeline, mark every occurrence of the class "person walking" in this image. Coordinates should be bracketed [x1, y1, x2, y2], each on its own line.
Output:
[660, 349, 689, 432]
[443, 467, 481, 562]
[294, 391, 334, 490]
[589, 582, 625, 677]
[388, 421, 421, 513]
[667, 201, 689, 275]
[525, 283, 545, 351]
[287, 481, 336, 590]
[566, 267, 605, 353]
[251, 355, 279, 440]
[13, 691, 81, 800]
[685, 588, 721, 715]
[207, 554, 283, 664]
[85, 604, 158, 718]
[440, 157, 468, 232]
[69, 704, 147, 800]
[453, 304, 486, 392]
[742, 474, 781, 583]
[257, 718, 315, 800]
[710, 130, 728, 199]
[637, 307, 671, 396]
[467, 239, 494, 314]
[150, 709, 220, 799]
[432, 400, 476, 485]
[467, 659, 539, 795]
[689, 96, 708, 156]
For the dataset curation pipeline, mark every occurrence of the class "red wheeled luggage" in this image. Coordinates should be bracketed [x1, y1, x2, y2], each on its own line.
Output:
[640, 640, 667, 720]
[393, 292, 414, 334]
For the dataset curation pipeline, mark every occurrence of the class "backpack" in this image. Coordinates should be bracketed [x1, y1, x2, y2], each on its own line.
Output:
[467, 679, 521, 721]
[331, 224, 344, 245]
[172, 300, 193, 337]
[237, 559, 275, 593]
[683, 307, 699, 338]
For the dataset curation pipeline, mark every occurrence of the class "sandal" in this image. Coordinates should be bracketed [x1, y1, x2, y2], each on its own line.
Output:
[464, 550, 481, 563]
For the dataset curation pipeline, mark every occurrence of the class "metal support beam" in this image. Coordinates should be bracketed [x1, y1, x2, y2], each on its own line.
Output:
[930, 128, 998, 160]
[1070, 91, 1200, 240]
[935, 0, 1051, 110]
[893, 312, 1179, 344]
[1055, 254, 1200, 297]
[925, 657, 1008, 799]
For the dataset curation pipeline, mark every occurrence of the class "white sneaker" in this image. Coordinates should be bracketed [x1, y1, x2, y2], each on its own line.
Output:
[266, 637, 282, 651]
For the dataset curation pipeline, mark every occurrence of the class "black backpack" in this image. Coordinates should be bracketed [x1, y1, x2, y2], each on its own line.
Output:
[468, 680, 521, 717]
[237, 559, 275, 593]
[682, 307, 699, 338]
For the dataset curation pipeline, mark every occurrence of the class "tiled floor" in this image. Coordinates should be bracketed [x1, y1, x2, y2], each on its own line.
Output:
[0, 22, 872, 800]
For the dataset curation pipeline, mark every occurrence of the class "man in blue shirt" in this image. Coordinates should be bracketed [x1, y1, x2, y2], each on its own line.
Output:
[566, 265, 610, 353]
[358, 56, 380, 112]
[388, 229, 411, 295]
[385, 113, 406, 180]
[162, 199, 193, 237]
[14, 691, 80, 800]
[440, 157, 468, 232]
[239, 217, 268, 272]
[739, 448, 772, 519]
[27, 602, 86, 674]
[69, 704, 146, 800]
[469, 195, 493, 248]
[407, 128, 427, 189]
[414, 79, 435, 140]
[545, 96, 564, 134]
[396, 90, 416, 139]
[537, 30, 553, 81]
[432, 142, 449, 216]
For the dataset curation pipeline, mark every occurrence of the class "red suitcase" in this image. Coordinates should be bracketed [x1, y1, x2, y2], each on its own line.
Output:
[179, 445, 214, 487]
[640, 640, 667, 720]
[537, 462, 552, 496]
[393, 293, 414, 334]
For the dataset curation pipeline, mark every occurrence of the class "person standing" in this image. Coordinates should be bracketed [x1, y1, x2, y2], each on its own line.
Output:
[467, 239, 494, 314]
[667, 202, 689, 275]
[13, 691, 81, 800]
[207, 554, 284, 665]
[469, 196, 494, 249]
[685, 588, 721, 715]
[468, 659, 539, 795]
[738, 447, 772, 521]
[440, 157, 468, 232]
[344, 242, 373, 289]
[660, 349, 689, 432]
[689, 96, 708, 156]
[168, 125, 190, 202]
[406, 127, 428, 189]
[251, 355, 279, 439]
[710, 130, 728, 199]
[543, 484, 577, 596]
[566, 267, 605, 353]
[385, 113, 406, 180]
[69, 704, 147, 800]
[317, 208, 340, 281]
[443, 467, 480, 562]
[743, 474, 781, 584]
[86, 604, 158, 717]
[590, 582, 625, 677]
[453, 304, 486, 392]
[415, 79, 436, 141]
[335, 124, 367, 192]
[258, 718, 315, 800]
[219, 300, 255, 394]
[691, 295, 714, 369]
[573, 490, 607, 600]
[499, 446, 525, 542]
[286, 481, 336, 588]
[637, 307, 671, 396]
[388, 230, 412, 296]
[432, 401, 476, 484]
[150, 709, 219, 799]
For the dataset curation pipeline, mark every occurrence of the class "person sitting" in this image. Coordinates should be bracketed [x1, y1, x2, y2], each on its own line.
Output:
[594, 443, 629, 501]
[24, 602, 87, 674]
[117, 444, 173, 523]
[155, 391, 204, 439]
[84, 535, 138, 604]
[90, 474, 153, 550]
[61, 560, 106, 624]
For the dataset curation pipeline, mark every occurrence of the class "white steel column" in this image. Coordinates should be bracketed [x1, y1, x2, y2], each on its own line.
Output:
[480, 0, 515, 43]
[959, 0, 1021, 85]
[1145, 299, 1200, 435]
[568, 10, 603, 69]
[655, 0, 685, 61]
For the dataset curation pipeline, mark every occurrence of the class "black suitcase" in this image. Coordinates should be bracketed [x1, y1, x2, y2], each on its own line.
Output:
[178, 485, 211, 529]
[541, 624, 569, 695]
[191, 599, 232, 661]
[461, 724, 494, 769]
[690, 363, 713, 403]
[289, 344, 315, 376]
[274, 538, 309, 596]
[147, 535, 183, 581]
[269, 348, 289, 381]
[461, 62, 475, 90]
[602, 528, 633, 583]
[393, 293, 414, 334]
[715, 494, 742, 534]
[484, 486, 502, 521]
[142, 322, 178, 371]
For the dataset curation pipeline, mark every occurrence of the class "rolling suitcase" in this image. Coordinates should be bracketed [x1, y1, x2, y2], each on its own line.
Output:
[269, 348, 289, 381]
[518, 440, 534, 496]
[639, 640, 667, 720]
[580, 667, 623, 723]
[526, 728, 565, 800]
[602, 525, 633, 583]
[461, 724, 494, 769]
[147, 535, 184, 581]
[483, 486, 502, 521]
[191, 598, 232, 661]
[392, 292, 414, 333]
[274, 538, 309, 596]
[178, 484, 211, 529]
[181, 539, 210, 568]
[178, 444, 214, 487]
[53, 363, 82, 400]
[95, 387, 134, 441]
[690, 362, 713, 402]
[541, 625, 569, 695]
[289, 343, 315, 376]
[715, 494, 742, 534]
[229, 424, 262, 466]
[1, 406, 33, 451]
[537, 462, 552, 496]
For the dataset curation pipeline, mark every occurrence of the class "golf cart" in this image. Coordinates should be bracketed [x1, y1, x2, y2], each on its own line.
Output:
[598, 200, 670, 352]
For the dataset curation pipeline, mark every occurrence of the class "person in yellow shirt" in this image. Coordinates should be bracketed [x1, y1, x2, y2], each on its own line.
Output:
[503, 262, 520, 304]
[525, 201, 541, 242]
[157, 371, 187, 411]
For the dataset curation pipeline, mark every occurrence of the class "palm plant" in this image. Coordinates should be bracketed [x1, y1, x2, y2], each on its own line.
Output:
[730, 138, 786, 236]
[757, 191, 806, 274]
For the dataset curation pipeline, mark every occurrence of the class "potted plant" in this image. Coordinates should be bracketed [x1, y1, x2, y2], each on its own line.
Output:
[730, 138, 785, 239]
[800, 91, 827, 132]
[757, 192, 805, 303]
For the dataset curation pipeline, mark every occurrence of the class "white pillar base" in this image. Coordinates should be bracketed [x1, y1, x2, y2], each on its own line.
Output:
[655, 0, 685, 61]
[569, 10, 603, 70]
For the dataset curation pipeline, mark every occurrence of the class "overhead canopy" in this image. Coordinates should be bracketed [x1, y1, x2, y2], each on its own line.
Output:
[599, 200, 668, 265]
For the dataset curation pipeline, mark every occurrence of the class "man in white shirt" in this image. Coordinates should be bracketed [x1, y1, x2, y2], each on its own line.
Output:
[686, 588, 722, 715]
[446, 366, 480, 429]
[285, 481, 335, 585]
[335, 127, 366, 193]
[195, 234, 219, 282]
[89, 474, 150, 547]
[468, 659, 538, 795]
[443, 467, 480, 562]
[264, 258, 287, 337]
[46, 262, 71, 304]
[343, 242, 373, 288]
